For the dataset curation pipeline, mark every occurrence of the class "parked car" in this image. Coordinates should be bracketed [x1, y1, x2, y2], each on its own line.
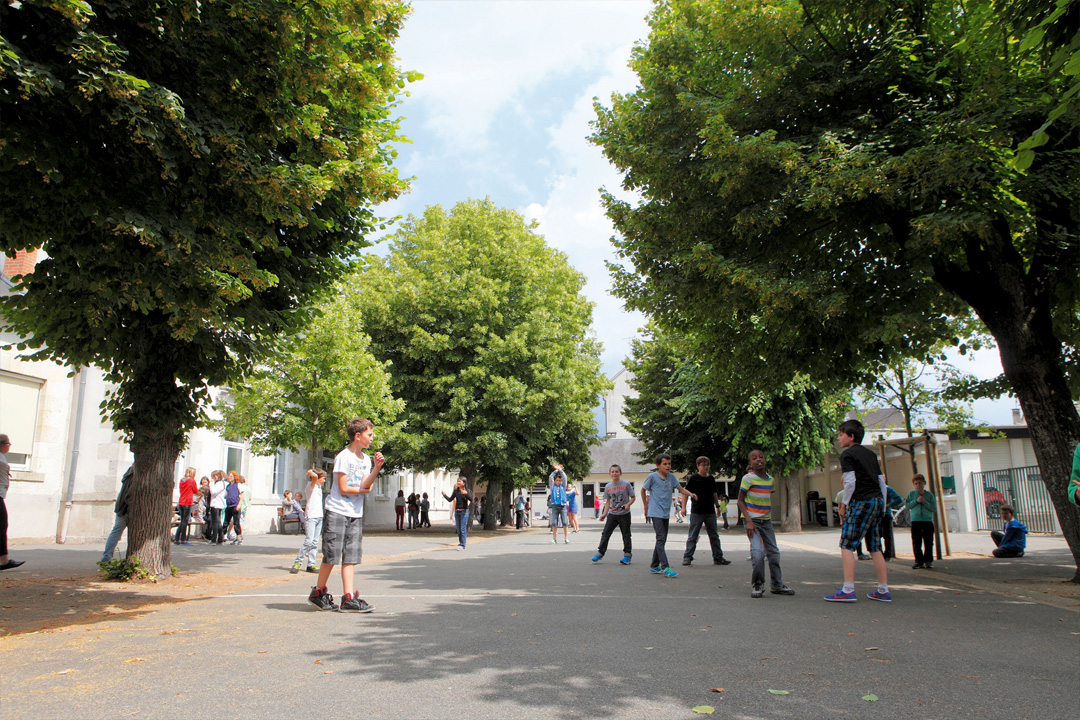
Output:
[984, 487, 1006, 519]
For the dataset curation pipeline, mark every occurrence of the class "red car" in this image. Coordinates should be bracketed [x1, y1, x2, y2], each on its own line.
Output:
[984, 487, 1006, 519]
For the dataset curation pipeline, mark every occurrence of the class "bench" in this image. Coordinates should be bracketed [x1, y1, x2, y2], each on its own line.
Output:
[278, 507, 302, 534]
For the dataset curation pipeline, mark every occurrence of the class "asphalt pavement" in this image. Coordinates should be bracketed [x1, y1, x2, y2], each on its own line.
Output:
[2, 519, 1078, 719]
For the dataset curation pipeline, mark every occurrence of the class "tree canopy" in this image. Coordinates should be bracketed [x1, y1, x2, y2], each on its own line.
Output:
[0, 0, 413, 575]
[357, 199, 609, 528]
[593, 0, 1080, 576]
[216, 290, 405, 463]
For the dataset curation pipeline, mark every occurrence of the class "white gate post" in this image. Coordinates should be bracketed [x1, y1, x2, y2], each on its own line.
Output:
[950, 449, 983, 532]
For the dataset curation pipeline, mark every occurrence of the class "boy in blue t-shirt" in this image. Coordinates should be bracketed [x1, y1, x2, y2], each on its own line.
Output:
[549, 466, 571, 544]
[641, 454, 695, 578]
[991, 505, 1027, 558]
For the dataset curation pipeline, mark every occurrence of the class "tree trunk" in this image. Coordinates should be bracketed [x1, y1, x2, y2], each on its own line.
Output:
[780, 473, 802, 532]
[484, 477, 501, 530]
[127, 430, 179, 580]
[934, 220, 1080, 581]
[500, 487, 513, 527]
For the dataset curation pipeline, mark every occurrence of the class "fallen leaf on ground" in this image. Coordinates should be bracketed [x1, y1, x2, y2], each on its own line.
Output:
[124, 658, 145, 663]
[691, 706, 714, 714]
[800, 673, 818, 676]
[862, 693, 879, 702]
[709, 688, 725, 693]
[869, 658, 891, 663]
[768, 689, 789, 695]
[864, 647, 880, 651]
[56, 669, 76, 675]
[758, 656, 776, 660]
[847, 633, 856, 636]
[257, 651, 268, 654]
[323, 671, 334, 674]
[314, 659, 323, 664]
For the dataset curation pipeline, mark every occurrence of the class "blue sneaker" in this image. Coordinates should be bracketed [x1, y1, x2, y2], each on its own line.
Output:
[649, 566, 664, 574]
[619, 554, 631, 565]
[867, 589, 892, 603]
[663, 567, 678, 578]
[824, 588, 857, 602]
[591, 553, 603, 563]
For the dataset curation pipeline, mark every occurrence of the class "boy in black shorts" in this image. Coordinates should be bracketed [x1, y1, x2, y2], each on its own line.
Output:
[825, 419, 891, 603]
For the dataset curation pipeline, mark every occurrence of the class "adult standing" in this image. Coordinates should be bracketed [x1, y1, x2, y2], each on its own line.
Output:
[443, 476, 472, 550]
[514, 490, 526, 530]
[100, 465, 134, 564]
[173, 467, 198, 545]
[394, 490, 406, 530]
[0, 435, 25, 570]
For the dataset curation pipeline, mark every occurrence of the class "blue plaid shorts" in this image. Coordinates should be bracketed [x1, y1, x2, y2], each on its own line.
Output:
[840, 497, 883, 553]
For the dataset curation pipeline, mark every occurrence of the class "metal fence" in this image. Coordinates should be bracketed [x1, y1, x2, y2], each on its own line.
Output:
[972, 465, 1058, 533]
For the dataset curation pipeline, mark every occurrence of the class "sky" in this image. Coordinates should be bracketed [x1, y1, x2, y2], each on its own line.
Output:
[371, 0, 1018, 427]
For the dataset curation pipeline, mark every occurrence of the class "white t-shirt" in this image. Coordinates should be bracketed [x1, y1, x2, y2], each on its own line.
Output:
[326, 447, 371, 518]
[306, 482, 324, 521]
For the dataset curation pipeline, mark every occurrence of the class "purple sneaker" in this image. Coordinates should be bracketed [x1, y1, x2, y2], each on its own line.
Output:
[824, 588, 857, 603]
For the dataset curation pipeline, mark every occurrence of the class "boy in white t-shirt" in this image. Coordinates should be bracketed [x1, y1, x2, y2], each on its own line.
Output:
[308, 418, 384, 613]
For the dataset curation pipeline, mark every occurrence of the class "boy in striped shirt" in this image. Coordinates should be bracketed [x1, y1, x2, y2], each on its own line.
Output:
[738, 449, 794, 598]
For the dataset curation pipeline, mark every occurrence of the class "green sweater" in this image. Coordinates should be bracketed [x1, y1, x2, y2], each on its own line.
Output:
[904, 489, 936, 523]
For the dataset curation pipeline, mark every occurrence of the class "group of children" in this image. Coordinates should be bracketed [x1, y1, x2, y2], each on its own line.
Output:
[584, 418, 962, 603]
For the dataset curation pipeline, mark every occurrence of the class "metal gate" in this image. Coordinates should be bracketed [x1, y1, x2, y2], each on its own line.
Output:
[972, 465, 1058, 533]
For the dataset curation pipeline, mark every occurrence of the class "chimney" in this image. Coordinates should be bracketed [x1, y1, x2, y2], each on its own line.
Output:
[3, 248, 41, 279]
[1011, 407, 1023, 425]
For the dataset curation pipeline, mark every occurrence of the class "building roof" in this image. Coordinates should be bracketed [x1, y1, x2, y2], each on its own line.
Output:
[590, 437, 653, 474]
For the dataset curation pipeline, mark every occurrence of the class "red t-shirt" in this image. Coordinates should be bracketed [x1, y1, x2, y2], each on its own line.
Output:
[179, 478, 198, 506]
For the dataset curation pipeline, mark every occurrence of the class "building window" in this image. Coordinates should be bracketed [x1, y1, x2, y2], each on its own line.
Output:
[0, 370, 43, 469]
[273, 450, 289, 495]
[224, 442, 244, 476]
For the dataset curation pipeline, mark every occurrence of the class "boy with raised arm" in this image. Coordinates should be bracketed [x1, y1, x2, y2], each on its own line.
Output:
[825, 419, 891, 603]
[308, 418, 384, 613]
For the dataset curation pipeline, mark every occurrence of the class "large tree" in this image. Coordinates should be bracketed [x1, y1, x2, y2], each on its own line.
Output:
[358, 200, 609, 530]
[0, 0, 412, 576]
[625, 326, 844, 530]
[216, 290, 405, 463]
[593, 0, 1080, 576]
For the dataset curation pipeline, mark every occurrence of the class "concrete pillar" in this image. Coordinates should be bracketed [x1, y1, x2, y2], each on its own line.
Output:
[950, 448, 983, 532]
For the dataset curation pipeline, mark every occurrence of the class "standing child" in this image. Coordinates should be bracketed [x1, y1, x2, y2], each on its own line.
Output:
[738, 449, 795, 597]
[905, 473, 936, 569]
[567, 481, 580, 533]
[174, 467, 198, 545]
[681, 456, 730, 567]
[641, 454, 694, 578]
[719, 494, 730, 530]
[591, 464, 635, 565]
[308, 418, 384, 613]
[292, 469, 325, 574]
[825, 419, 891, 603]
[549, 467, 570, 544]
[420, 493, 431, 528]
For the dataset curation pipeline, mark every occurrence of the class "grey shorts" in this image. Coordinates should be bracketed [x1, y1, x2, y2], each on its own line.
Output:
[322, 510, 363, 565]
[550, 505, 568, 528]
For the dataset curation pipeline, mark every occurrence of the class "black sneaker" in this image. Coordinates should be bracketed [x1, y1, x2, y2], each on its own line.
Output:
[682, 559, 692, 566]
[338, 593, 374, 613]
[308, 586, 337, 611]
[770, 584, 795, 595]
[751, 583, 765, 598]
[714, 558, 731, 565]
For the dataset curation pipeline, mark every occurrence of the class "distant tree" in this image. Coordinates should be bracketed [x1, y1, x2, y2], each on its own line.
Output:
[0, 0, 412, 576]
[358, 200, 610, 530]
[625, 327, 844, 530]
[216, 290, 404, 463]
[593, 0, 1080, 576]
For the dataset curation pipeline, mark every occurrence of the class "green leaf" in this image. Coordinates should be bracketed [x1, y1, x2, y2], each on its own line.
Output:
[768, 689, 790, 695]
[691, 706, 715, 714]
[862, 693, 879, 702]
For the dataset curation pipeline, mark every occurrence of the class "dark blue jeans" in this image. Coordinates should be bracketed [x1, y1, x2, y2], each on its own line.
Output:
[454, 510, 470, 547]
[683, 512, 724, 562]
[597, 513, 632, 557]
[649, 518, 670, 569]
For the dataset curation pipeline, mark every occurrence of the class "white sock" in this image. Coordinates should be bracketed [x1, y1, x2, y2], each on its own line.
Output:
[842, 582, 854, 593]
[877, 584, 889, 593]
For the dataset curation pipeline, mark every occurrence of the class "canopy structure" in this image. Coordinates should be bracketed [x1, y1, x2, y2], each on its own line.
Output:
[875, 432, 950, 558]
